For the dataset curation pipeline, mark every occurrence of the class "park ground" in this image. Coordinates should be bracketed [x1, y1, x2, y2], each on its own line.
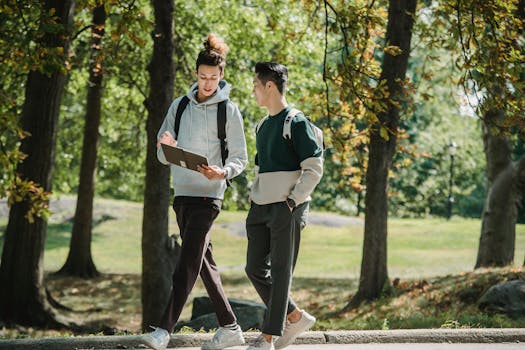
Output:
[0, 196, 524, 338]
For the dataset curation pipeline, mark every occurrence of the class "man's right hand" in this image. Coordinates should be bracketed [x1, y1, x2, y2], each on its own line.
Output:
[157, 131, 177, 149]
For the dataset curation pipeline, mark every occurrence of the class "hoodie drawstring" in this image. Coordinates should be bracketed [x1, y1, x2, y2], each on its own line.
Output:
[205, 104, 210, 157]
[189, 104, 193, 139]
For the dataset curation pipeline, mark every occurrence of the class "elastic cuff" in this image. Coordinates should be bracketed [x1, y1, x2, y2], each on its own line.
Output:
[223, 167, 231, 179]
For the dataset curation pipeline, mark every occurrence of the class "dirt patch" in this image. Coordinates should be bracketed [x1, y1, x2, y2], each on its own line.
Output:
[308, 213, 363, 227]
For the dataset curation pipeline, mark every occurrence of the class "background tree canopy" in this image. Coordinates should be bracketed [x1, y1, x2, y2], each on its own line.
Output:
[0, 1, 517, 219]
[41, 0, 523, 221]
[0, 0, 523, 221]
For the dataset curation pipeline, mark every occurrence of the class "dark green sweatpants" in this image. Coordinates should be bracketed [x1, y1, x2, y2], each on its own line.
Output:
[245, 200, 309, 336]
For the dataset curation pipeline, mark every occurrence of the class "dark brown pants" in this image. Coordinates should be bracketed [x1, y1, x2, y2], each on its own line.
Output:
[160, 197, 236, 332]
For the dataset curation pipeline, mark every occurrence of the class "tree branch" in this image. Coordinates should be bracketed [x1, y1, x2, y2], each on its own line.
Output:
[455, 0, 482, 116]
[72, 25, 94, 42]
[516, 155, 525, 197]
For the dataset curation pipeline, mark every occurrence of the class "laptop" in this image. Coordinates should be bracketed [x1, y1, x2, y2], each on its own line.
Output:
[161, 143, 208, 172]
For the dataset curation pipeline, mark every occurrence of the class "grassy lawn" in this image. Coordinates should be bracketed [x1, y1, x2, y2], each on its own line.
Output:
[31, 199, 525, 278]
[2, 197, 520, 278]
[0, 196, 524, 335]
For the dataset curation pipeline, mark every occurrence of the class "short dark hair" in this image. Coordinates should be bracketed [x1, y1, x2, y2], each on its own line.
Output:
[196, 33, 229, 71]
[255, 62, 288, 94]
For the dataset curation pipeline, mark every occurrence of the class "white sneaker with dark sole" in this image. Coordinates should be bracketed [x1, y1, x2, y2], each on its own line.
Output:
[246, 334, 274, 350]
[142, 326, 170, 350]
[201, 325, 245, 349]
[274, 311, 315, 349]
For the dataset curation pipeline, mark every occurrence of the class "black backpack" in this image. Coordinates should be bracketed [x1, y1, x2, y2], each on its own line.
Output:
[174, 96, 230, 185]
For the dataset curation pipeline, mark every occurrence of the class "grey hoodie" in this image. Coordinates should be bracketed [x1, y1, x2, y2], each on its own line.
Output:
[157, 80, 248, 199]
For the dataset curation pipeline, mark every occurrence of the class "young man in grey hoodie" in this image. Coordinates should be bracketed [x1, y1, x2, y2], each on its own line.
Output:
[245, 62, 323, 350]
[143, 34, 248, 350]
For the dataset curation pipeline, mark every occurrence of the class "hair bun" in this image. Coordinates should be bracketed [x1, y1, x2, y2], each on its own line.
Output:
[204, 33, 229, 56]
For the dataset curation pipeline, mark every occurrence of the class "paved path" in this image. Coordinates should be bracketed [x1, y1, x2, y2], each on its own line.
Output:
[181, 345, 525, 350]
[1, 329, 524, 350]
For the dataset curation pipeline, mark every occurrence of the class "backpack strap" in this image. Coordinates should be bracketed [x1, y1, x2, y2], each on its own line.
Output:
[174, 96, 190, 140]
[217, 100, 231, 187]
[283, 108, 302, 151]
[255, 116, 269, 134]
[283, 108, 301, 139]
[217, 100, 228, 166]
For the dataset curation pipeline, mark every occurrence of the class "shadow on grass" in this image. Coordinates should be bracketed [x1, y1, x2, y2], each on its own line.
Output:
[47, 221, 112, 250]
[0, 222, 74, 252]
[220, 273, 356, 289]
[46, 222, 74, 250]
[1, 268, 522, 337]
[45, 273, 142, 334]
[0, 216, 115, 253]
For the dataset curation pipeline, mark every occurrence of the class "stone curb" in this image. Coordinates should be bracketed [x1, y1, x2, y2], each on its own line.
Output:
[0, 328, 524, 349]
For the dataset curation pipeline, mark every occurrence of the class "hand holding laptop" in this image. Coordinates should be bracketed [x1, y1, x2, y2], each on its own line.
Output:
[158, 132, 225, 179]
[157, 131, 177, 149]
[197, 165, 227, 180]
[159, 132, 210, 172]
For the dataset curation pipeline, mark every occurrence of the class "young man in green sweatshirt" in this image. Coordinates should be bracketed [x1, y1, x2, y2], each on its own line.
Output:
[245, 62, 323, 350]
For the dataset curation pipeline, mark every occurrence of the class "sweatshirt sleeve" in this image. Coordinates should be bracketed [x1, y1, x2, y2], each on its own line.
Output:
[156, 98, 180, 165]
[223, 102, 248, 179]
[288, 117, 323, 204]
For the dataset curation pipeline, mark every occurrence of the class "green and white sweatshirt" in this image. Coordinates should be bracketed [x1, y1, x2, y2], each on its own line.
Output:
[250, 106, 323, 205]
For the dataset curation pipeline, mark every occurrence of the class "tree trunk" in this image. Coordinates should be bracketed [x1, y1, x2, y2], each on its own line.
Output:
[347, 0, 417, 309]
[141, 0, 177, 330]
[356, 191, 363, 216]
[474, 109, 525, 268]
[0, 0, 75, 327]
[514, 156, 524, 266]
[517, 0, 525, 270]
[474, 110, 518, 268]
[474, 0, 525, 270]
[56, 4, 106, 278]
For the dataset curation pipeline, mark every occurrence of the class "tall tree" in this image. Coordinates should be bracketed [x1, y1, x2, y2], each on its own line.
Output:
[440, 0, 525, 267]
[0, 0, 75, 326]
[0, 1, 54, 225]
[347, 0, 417, 308]
[475, 112, 525, 268]
[56, 3, 106, 278]
[469, 0, 525, 268]
[141, 0, 177, 330]
[521, 0, 525, 268]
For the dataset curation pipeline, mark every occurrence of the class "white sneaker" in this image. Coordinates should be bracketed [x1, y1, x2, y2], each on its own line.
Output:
[246, 334, 274, 350]
[274, 311, 315, 349]
[142, 327, 170, 350]
[201, 325, 245, 349]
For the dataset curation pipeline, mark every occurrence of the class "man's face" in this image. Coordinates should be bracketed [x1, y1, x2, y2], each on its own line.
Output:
[252, 74, 269, 107]
[196, 64, 223, 101]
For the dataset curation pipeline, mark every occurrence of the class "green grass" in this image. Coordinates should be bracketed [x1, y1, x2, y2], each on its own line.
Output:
[0, 197, 524, 279]
[193, 214, 525, 280]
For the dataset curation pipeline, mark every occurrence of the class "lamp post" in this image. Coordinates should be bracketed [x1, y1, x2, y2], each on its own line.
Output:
[447, 141, 457, 220]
